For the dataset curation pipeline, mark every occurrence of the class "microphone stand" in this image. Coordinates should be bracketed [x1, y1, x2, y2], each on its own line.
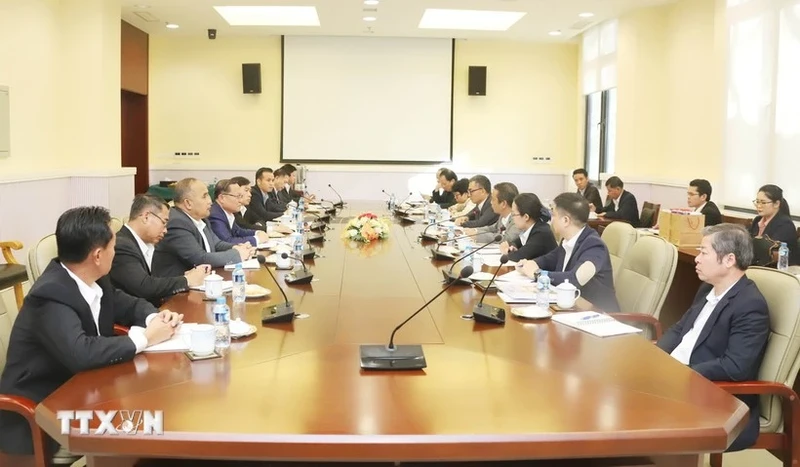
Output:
[281, 252, 314, 285]
[430, 232, 482, 261]
[359, 266, 474, 370]
[471, 255, 508, 324]
[257, 255, 296, 323]
[328, 184, 345, 208]
[441, 234, 503, 284]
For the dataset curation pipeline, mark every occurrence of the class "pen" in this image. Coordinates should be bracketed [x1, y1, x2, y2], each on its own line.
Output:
[580, 313, 600, 320]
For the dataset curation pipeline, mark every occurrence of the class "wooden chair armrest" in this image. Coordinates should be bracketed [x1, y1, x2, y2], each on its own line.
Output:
[0, 241, 23, 264]
[114, 324, 130, 336]
[0, 394, 50, 466]
[715, 380, 799, 400]
[613, 312, 663, 339]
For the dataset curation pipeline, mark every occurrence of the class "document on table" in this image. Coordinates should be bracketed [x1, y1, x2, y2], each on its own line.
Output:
[481, 254, 517, 268]
[495, 270, 531, 283]
[142, 324, 205, 352]
[551, 312, 642, 337]
[190, 281, 233, 293]
[224, 258, 260, 270]
[496, 282, 556, 303]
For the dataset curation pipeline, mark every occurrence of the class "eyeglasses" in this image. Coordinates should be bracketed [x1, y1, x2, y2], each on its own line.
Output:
[687, 192, 699, 197]
[468, 188, 485, 194]
[223, 192, 243, 200]
[752, 199, 774, 206]
[147, 212, 167, 225]
[510, 212, 522, 217]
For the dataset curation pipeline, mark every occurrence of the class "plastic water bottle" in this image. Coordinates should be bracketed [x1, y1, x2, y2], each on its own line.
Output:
[472, 252, 483, 271]
[536, 271, 551, 310]
[462, 244, 473, 267]
[447, 225, 455, 241]
[232, 263, 246, 304]
[293, 231, 304, 259]
[427, 204, 436, 225]
[213, 297, 230, 349]
[778, 242, 790, 271]
[298, 197, 305, 214]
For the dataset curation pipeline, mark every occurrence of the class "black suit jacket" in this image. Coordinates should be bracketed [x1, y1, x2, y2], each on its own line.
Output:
[700, 201, 722, 226]
[579, 183, 603, 211]
[431, 189, 456, 209]
[597, 190, 640, 227]
[110, 226, 189, 307]
[0, 260, 155, 455]
[276, 188, 293, 205]
[508, 222, 558, 262]
[151, 208, 241, 277]
[462, 199, 499, 228]
[247, 187, 285, 223]
[235, 209, 265, 231]
[657, 277, 770, 452]
[533, 227, 620, 312]
[749, 214, 799, 265]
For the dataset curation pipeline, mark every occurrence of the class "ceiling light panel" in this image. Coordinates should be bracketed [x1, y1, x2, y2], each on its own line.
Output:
[418, 9, 526, 31]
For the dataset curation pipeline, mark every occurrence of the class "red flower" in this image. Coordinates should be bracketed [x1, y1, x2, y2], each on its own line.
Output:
[359, 212, 377, 220]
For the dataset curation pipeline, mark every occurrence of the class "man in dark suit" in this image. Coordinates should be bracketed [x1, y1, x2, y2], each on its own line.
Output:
[247, 167, 287, 224]
[573, 168, 602, 210]
[208, 179, 269, 247]
[152, 178, 253, 278]
[280, 164, 314, 203]
[595, 176, 640, 227]
[0, 206, 179, 458]
[230, 176, 266, 231]
[657, 223, 769, 452]
[274, 168, 294, 205]
[688, 179, 722, 226]
[455, 175, 500, 228]
[111, 194, 208, 306]
[432, 168, 457, 209]
[521, 193, 620, 312]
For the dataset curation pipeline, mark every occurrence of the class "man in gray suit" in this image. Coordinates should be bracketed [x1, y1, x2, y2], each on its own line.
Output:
[465, 182, 520, 244]
[152, 178, 253, 278]
[455, 175, 500, 228]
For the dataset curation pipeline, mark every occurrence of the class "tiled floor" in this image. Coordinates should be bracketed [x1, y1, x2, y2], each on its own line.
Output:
[69, 450, 784, 467]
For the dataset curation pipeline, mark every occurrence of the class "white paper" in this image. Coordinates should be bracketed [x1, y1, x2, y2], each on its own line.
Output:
[496, 282, 557, 303]
[142, 323, 206, 352]
[497, 292, 537, 304]
[224, 258, 260, 270]
[495, 270, 532, 283]
[551, 311, 642, 337]
[469, 272, 496, 281]
[481, 254, 517, 268]
[190, 281, 233, 292]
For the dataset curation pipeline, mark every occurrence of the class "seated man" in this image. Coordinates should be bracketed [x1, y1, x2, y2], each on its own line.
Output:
[281, 163, 315, 202]
[111, 194, 208, 306]
[688, 179, 722, 226]
[230, 176, 266, 231]
[594, 176, 640, 227]
[247, 167, 286, 224]
[432, 168, 457, 209]
[657, 223, 769, 452]
[455, 175, 499, 228]
[208, 179, 269, 247]
[0, 206, 179, 458]
[448, 178, 474, 218]
[465, 182, 520, 244]
[152, 177, 253, 278]
[520, 193, 620, 312]
[573, 168, 602, 209]
[274, 168, 293, 205]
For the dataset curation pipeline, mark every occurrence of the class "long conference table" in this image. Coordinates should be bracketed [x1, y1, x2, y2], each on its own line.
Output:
[31, 202, 747, 467]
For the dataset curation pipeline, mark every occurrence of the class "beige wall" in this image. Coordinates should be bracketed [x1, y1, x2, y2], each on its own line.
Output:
[614, 0, 724, 183]
[0, 0, 122, 178]
[149, 37, 579, 173]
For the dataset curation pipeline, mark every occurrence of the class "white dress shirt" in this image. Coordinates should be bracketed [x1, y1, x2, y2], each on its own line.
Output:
[695, 202, 707, 213]
[124, 225, 154, 271]
[561, 226, 587, 271]
[500, 213, 512, 230]
[60, 264, 154, 353]
[612, 192, 622, 211]
[191, 216, 211, 252]
[670, 282, 736, 365]
[518, 224, 534, 246]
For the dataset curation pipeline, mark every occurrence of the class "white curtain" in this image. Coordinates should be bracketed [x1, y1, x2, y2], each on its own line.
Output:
[724, 0, 800, 211]
[582, 20, 618, 95]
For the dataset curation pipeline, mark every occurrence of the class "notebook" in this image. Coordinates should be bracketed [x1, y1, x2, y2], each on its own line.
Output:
[551, 311, 642, 337]
[224, 258, 260, 270]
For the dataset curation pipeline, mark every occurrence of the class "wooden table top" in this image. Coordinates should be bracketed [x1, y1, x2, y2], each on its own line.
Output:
[35, 203, 747, 462]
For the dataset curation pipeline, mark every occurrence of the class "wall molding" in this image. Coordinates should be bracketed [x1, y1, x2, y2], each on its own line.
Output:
[0, 167, 136, 185]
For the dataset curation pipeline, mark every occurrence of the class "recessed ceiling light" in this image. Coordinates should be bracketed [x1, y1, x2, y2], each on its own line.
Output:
[363, 16, 377, 22]
[548, 30, 562, 36]
[578, 12, 595, 18]
[364, 0, 379, 5]
[213, 6, 320, 26]
[165, 23, 179, 29]
[418, 9, 526, 31]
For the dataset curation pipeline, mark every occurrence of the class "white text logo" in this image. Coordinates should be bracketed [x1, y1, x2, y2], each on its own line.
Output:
[56, 410, 163, 435]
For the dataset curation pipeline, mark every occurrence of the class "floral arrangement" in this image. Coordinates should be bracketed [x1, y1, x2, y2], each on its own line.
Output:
[342, 212, 391, 243]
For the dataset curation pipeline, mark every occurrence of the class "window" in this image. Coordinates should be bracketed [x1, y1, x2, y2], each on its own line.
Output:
[723, 0, 800, 212]
[582, 21, 618, 182]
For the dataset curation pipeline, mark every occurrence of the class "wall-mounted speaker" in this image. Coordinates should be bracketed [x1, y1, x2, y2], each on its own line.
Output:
[242, 63, 262, 94]
[468, 66, 487, 96]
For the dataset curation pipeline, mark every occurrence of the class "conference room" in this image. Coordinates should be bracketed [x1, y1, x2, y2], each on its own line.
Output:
[1, 0, 800, 466]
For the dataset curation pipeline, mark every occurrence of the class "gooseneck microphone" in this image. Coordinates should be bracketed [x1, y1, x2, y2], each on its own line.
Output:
[429, 231, 484, 260]
[257, 255, 295, 323]
[420, 218, 451, 241]
[360, 266, 474, 370]
[442, 234, 503, 284]
[328, 184, 344, 208]
[471, 254, 508, 324]
[280, 252, 314, 285]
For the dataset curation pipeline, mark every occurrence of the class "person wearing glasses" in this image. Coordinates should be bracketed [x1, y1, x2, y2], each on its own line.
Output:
[750, 184, 798, 265]
[454, 175, 499, 228]
[111, 194, 209, 307]
[208, 179, 269, 247]
[687, 179, 722, 226]
[499, 193, 557, 262]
